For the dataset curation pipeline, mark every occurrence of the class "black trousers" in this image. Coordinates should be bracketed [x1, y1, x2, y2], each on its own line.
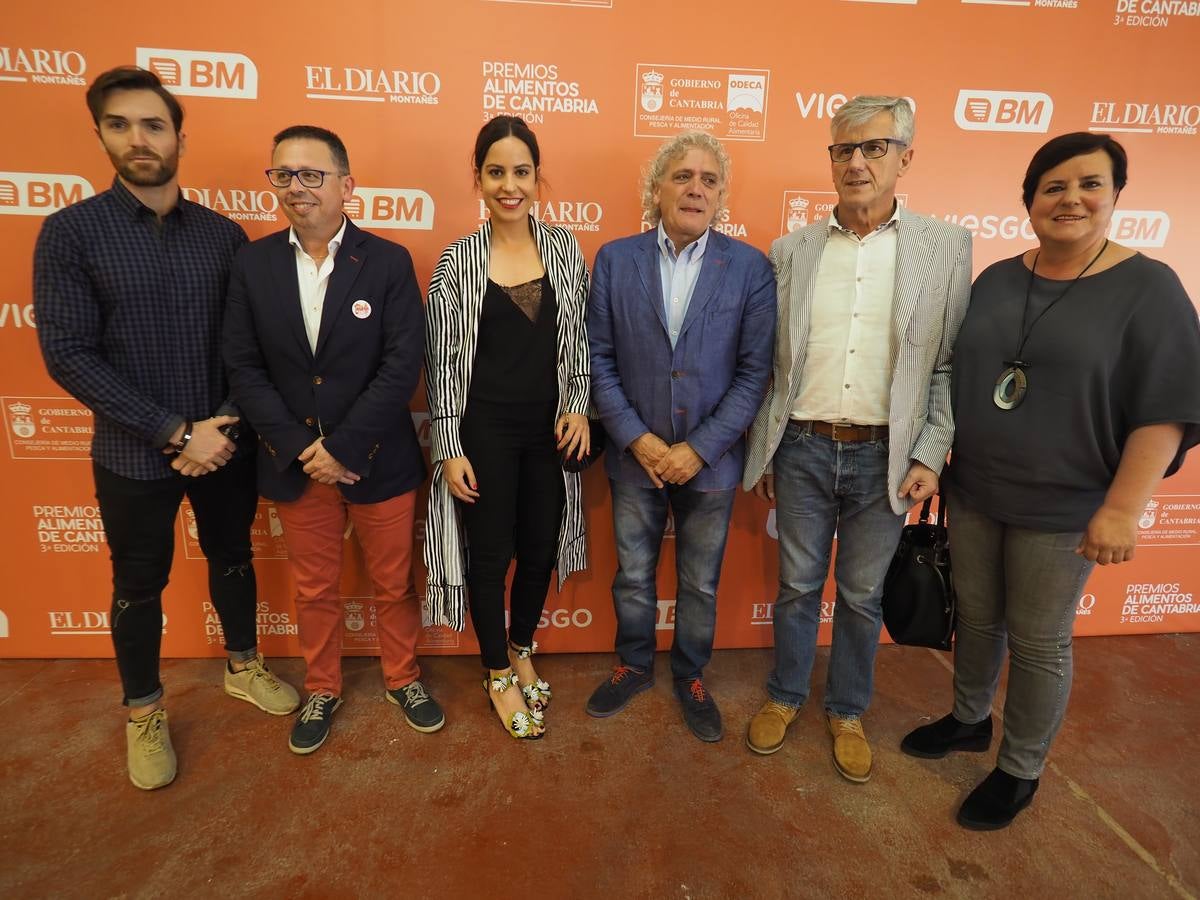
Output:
[93, 457, 259, 705]
[459, 399, 564, 670]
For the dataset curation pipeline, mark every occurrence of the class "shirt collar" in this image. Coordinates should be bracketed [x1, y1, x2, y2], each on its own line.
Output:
[110, 176, 185, 221]
[289, 215, 348, 258]
[657, 221, 710, 262]
[828, 201, 901, 237]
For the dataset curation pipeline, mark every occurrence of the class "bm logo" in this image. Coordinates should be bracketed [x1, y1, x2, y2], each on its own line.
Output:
[135, 48, 257, 99]
[1109, 211, 1170, 248]
[344, 188, 435, 231]
[955, 90, 1053, 133]
[0, 173, 94, 216]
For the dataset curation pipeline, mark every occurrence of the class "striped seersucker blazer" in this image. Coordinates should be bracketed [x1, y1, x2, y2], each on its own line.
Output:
[423, 217, 591, 630]
[742, 205, 972, 514]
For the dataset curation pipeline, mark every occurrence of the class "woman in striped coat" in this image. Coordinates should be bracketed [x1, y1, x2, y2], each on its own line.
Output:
[424, 116, 591, 739]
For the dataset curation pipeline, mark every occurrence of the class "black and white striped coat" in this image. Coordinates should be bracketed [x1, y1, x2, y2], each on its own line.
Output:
[423, 218, 591, 630]
[743, 206, 973, 513]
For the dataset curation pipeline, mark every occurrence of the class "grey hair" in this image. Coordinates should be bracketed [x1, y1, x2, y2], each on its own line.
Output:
[640, 131, 731, 226]
[831, 95, 915, 146]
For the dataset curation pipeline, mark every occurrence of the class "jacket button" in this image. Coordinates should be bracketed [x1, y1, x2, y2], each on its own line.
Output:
[671, 370, 683, 379]
[305, 417, 315, 427]
[312, 376, 323, 385]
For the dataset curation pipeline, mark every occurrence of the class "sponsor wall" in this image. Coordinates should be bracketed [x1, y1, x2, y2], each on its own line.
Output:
[2, 0, 1199, 661]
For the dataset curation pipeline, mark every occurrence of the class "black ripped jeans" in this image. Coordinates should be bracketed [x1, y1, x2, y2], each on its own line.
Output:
[93, 457, 259, 706]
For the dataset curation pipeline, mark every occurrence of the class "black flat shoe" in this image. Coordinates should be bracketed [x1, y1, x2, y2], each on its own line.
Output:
[957, 767, 1039, 831]
[901, 713, 993, 759]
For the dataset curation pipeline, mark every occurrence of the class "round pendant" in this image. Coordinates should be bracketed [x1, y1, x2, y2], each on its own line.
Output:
[993, 366, 1027, 410]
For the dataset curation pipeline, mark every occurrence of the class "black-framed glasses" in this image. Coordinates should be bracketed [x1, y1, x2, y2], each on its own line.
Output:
[827, 138, 907, 163]
[265, 168, 340, 189]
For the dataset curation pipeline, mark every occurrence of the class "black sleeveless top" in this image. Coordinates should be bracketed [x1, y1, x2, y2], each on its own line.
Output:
[468, 274, 558, 404]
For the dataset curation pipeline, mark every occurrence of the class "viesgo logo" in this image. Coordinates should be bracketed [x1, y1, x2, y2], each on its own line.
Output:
[954, 90, 1053, 132]
[344, 188, 434, 230]
[135, 48, 257, 99]
[0, 173, 94, 216]
[0, 47, 86, 85]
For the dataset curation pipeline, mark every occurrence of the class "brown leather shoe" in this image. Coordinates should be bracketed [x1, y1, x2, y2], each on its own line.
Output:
[827, 713, 872, 783]
[746, 700, 800, 755]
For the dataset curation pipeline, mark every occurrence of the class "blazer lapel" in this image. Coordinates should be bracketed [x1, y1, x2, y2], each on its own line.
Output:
[633, 233, 669, 335]
[678, 231, 730, 341]
[314, 222, 367, 359]
[270, 234, 311, 360]
[783, 226, 828, 389]
[892, 209, 931, 349]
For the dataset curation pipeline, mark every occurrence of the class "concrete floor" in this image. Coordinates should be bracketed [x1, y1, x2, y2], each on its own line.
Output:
[0, 635, 1196, 900]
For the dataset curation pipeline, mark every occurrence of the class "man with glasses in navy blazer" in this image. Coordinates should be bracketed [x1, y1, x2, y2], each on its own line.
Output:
[742, 96, 972, 782]
[224, 125, 443, 756]
[586, 131, 776, 743]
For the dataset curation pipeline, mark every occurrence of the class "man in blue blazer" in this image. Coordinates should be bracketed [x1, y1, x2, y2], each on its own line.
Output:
[224, 126, 443, 755]
[587, 132, 776, 742]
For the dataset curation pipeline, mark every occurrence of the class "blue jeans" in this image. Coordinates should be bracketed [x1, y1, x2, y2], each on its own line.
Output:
[609, 478, 735, 681]
[767, 422, 906, 718]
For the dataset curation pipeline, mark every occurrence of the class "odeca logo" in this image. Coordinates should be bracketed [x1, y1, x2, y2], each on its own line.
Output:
[1110, 211, 1170, 248]
[0, 47, 86, 86]
[135, 48, 257, 99]
[344, 188, 434, 230]
[954, 90, 1053, 132]
[0, 173, 93, 216]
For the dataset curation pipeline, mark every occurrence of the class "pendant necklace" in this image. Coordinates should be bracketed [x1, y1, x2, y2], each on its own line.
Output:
[992, 239, 1108, 410]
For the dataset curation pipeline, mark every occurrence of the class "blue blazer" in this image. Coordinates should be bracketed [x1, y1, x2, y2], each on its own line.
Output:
[588, 227, 776, 491]
[223, 219, 426, 503]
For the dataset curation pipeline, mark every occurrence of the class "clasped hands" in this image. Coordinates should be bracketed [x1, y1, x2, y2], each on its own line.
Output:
[631, 433, 702, 488]
[163, 415, 238, 477]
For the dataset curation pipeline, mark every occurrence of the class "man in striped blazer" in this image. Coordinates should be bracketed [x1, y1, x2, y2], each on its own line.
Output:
[742, 96, 972, 781]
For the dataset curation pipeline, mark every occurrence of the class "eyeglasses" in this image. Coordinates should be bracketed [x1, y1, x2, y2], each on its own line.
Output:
[265, 168, 341, 189]
[826, 139, 907, 163]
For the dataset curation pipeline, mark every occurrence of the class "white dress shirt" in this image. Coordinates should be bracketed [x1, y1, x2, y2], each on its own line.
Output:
[791, 206, 899, 426]
[289, 216, 348, 354]
[657, 222, 709, 349]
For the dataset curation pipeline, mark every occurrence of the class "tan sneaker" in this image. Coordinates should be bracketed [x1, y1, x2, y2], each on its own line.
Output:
[746, 700, 801, 755]
[224, 654, 301, 715]
[827, 713, 872, 783]
[126, 708, 177, 791]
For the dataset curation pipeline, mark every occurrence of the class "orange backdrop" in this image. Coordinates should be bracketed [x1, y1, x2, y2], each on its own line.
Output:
[3, 0, 1199, 660]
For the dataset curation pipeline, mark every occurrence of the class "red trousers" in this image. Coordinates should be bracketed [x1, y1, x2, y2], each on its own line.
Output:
[275, 483, 421, 696]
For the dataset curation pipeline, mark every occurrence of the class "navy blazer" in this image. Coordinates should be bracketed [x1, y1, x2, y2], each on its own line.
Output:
[589, 227, 776, 491]
[223, 219, 426, 503]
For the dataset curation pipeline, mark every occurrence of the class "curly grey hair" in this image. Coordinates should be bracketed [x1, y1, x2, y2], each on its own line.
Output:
[830, 95, 915, 146]
[640, 131, 731, 226]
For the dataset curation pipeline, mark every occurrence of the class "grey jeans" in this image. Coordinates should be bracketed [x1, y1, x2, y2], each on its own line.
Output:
[948, 490, 1095, 780]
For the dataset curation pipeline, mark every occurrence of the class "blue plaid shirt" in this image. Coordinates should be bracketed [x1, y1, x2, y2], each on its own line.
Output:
[33, 177, 248, 480]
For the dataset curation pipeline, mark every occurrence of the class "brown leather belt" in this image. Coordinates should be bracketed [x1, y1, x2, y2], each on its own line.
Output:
[801, 420, 889, 442]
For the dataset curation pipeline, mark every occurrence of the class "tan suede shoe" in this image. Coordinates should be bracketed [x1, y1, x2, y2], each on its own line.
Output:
[746, 700, 801, 755]
[127, 708, 176, 791]
[224, 654, 301, 716]
[827, 713, 872, 783]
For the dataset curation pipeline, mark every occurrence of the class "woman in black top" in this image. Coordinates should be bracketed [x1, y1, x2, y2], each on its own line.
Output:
[901, 133, 1200, 828]
[425, 116, 592, 740]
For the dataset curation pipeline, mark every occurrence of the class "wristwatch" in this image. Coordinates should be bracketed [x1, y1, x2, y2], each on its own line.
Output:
[166, 421, 193, 454]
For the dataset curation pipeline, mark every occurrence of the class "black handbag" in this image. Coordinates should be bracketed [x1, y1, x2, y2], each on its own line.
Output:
[560, 418, 606, 473]
[881, 495, 955, 651]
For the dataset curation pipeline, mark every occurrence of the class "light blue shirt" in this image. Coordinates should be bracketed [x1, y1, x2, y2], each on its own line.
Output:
[657, 222, 709, 349]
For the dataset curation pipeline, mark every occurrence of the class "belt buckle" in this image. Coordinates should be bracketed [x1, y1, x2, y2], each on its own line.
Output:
[829, 422, 845, 441]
